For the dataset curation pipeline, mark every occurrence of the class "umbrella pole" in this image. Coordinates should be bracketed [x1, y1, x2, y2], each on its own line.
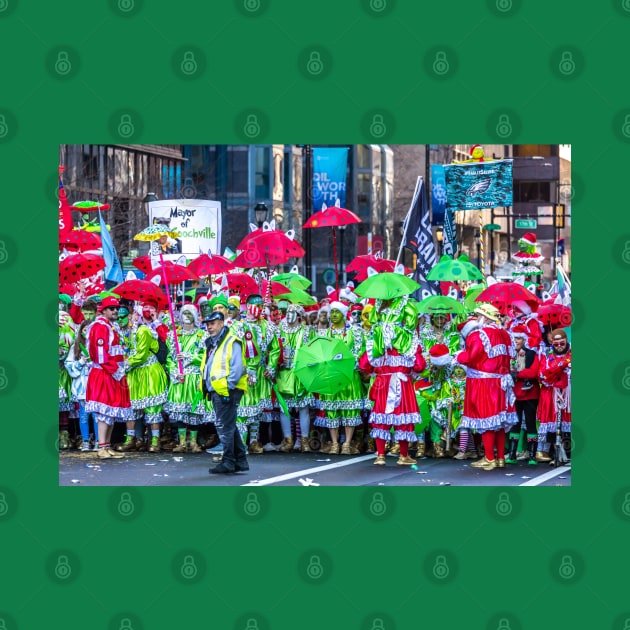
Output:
[265, 255, 273, 305]
[332, 226, 339, 294]
[159, 251, 183, 375]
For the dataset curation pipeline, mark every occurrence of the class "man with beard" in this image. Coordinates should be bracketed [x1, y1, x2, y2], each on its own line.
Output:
[535, 328, 571, 463]
[457, 304, 517, 471]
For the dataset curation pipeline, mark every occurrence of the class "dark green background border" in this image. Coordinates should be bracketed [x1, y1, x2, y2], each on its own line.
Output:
[1, 1, 629, 629]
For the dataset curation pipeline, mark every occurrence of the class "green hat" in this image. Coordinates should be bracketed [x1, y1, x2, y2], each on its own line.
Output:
[208, 295, 228, 309]
[58, 293, 72, 305]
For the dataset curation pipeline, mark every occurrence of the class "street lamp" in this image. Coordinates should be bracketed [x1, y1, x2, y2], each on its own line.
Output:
[435, 227, 443, 256]
[254, 202, 268, 228]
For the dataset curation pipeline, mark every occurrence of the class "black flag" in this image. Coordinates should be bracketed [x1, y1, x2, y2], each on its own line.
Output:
[401, 176, 440, 297]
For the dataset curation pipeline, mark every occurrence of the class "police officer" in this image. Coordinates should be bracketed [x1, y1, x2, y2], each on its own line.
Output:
[200, 306, 249, 474]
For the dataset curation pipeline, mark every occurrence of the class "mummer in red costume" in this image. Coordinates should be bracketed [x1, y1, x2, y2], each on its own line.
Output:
[359, 295, 426, 466]
[85, 296, 134, 459]
[456, 303, 517, 471]
[535, 328, 571, 463]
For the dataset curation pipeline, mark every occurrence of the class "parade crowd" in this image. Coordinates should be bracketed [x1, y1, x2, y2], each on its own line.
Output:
[58, 277, 572, 475]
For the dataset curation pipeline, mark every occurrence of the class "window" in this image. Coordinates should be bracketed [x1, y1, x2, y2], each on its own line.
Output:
[254, 146, 271, 200]
[514, 181, 551, 203]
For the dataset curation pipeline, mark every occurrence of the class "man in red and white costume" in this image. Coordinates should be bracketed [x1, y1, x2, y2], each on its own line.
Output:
[85, 296, 134, 459]
[535, 328, 571, 463]
[456, 303, 517, 471]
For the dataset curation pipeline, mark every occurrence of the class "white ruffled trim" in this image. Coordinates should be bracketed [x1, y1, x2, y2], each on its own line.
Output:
[313, 414, 362, 428]
[130, 390, 168, 410]
[478, 329, 510, 359]
[393, 429, 418, 442]
[369, 411, 419, 425]
[459, 410, 517, 433]
[317, 398, 365, 411]
[370, 427, 394, 441]
[85, 400, 135, 420]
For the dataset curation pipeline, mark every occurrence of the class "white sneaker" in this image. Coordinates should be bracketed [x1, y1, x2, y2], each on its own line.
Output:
[293, 439, 302, 451]
[81, 443, 91, 452]
[516, 451, 529, 461]
[263, 442, 279, 452]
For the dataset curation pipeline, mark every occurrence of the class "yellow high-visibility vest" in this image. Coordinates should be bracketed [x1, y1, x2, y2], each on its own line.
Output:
[200, 332, 247, 397]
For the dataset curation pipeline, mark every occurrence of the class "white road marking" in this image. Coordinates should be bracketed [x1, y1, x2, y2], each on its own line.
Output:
[519, 465, 571, 486]
[241, 457, 571, 487]
[241, 454, 375, 486]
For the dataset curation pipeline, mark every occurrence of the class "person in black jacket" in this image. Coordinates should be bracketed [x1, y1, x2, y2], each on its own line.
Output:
[506, 324, 540, 465]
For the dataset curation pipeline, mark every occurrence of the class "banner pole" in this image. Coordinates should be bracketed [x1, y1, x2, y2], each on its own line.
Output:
[395, 176, 422, 267]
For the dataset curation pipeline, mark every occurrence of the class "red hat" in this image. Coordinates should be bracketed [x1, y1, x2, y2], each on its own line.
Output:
[429, 343, 452, 367]
[414, 377, 433, 391]
[470, 144, 482, 155]
[143, 297, 159, 309]
[520, 233, 537, 246]
[511, 324, 529, 341]
[98, 296, 120, 311]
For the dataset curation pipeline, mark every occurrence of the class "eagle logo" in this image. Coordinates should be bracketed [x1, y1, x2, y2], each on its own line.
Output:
[465, 177, 492, 196]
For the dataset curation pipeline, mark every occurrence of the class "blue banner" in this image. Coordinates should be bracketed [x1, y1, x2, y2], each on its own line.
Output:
[444, 159, 513, 211]
[430, 164, 446, 226]
[312, 147, 348, 209]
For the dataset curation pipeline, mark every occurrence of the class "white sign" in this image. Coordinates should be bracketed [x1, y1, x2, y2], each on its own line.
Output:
[148, 199, 221, 258]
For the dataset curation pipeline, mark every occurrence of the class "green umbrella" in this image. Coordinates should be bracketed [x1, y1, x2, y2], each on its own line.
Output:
[294, 337, 355, 395]
[464, 286, 487, 312]
[280, 287, 317, 306]
[272, 272, 312, 290]
[354, 272, 420, 300]
[426, 254, 484, 282]
[416, 295, 465, 315]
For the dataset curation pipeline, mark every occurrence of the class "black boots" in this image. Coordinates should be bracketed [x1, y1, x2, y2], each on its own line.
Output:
[505, 435, 519, 464]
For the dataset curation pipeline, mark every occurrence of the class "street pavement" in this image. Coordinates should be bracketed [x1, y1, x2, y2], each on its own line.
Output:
[60, 450, 571, 487]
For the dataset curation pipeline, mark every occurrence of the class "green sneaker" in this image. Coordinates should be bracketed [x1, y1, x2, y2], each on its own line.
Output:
[505, 457, 518, 465]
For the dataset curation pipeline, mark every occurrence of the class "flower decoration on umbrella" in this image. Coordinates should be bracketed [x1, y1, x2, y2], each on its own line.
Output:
[303, 199, 361, 293]
[59, 253, 105, 285]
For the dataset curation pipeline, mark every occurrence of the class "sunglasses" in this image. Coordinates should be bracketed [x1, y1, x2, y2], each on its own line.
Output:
[551, 340, 566, 346]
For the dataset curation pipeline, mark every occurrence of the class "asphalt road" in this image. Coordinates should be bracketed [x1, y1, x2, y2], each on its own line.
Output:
[59, 450, 571, 487]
